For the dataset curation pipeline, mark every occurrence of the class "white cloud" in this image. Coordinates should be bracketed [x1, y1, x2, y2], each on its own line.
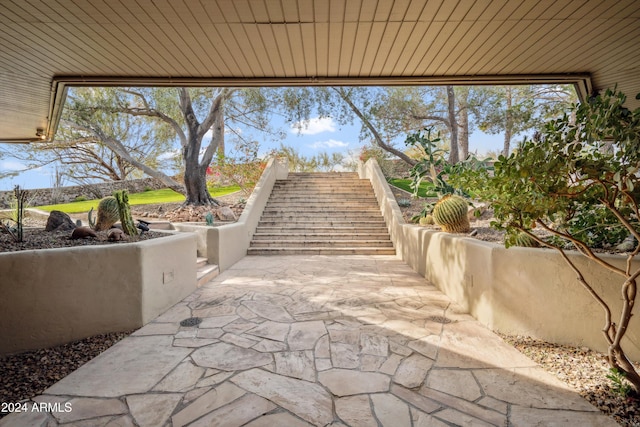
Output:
[309, 139, 349, 150]
[0, 160, 26, 171]
[157, 149, 180, 161]
[291, 117, 336, 135]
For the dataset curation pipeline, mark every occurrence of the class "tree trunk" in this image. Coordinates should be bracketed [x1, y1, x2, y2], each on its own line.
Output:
[447, 86, 459, 164]
[178, 88, 227, 206]
[458, 109, 469, 160]
[183, 166, 214, 205]
[182, 134, 217, 205]
[503, 87, 513, 157]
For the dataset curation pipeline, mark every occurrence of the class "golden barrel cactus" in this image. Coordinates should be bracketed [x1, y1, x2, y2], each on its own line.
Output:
[94, 196, 120, 231]
[432, 195, 470, 233]
[419, 215, 435, 226]
[514, 231, 540, 248]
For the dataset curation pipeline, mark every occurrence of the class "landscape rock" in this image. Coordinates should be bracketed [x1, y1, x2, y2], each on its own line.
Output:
[217, 206, 237, 221]
[45, 210, 76, 232]
[70, 226, 97, 239]
[108, 228, 126, 241]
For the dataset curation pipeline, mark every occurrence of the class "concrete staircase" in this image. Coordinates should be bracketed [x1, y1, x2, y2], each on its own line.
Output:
[248, 172, 395, 255]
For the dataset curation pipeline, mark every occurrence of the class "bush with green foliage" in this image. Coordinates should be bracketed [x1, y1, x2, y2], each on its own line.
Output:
[406, 128, 456, 198]
[405, 128, 489, 227]
[450, 88, 640, 394]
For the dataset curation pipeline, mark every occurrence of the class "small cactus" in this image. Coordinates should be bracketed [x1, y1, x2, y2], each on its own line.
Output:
[94, 196, 120, 231]
[205, 211, 215, 226]
[113, 190, 138, 237]
[87, 207, 95, 228]
[397, 198, 412, 208]
[419, 215, 434, 226]
[432, 195, 470, 233]
[514, 232, 540, 248]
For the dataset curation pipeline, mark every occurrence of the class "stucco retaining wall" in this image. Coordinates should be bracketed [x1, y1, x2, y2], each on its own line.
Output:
[0, 233, 197, 355]
[198, 157, 288, 271]
[359, 159, 640, 361]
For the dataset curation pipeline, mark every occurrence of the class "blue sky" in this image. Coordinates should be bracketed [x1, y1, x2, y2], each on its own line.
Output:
[0, 114, 503, 191]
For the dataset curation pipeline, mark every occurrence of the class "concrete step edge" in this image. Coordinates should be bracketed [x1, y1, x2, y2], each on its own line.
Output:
[197, 264, 219, 287]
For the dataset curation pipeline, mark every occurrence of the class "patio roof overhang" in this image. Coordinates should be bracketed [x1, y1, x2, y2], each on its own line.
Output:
[1, 0, 638, 143]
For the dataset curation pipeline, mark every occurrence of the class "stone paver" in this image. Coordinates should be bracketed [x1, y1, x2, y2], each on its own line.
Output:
[0, 255, 618, 427]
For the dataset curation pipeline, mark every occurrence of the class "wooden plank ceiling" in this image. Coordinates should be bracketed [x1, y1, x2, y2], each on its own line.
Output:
[0, 0, 639, 143]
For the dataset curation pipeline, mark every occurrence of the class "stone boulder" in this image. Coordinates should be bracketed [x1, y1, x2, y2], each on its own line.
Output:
[71, 226, 97, 239]
[217, 206, 237, 221]
[107, 228, 126, 241]
[45, 210, 76, 232]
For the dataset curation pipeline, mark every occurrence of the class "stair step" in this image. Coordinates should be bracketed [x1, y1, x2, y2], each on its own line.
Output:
[196, 257, 208, 268]
[247, 247, 396, 255]
[197, 264, 219, 286]
[252, 233, 391, 240]
[259, 214, 382, 220]
[266, 201, 379, 206]
[273, 184, 371, 188]
[255, 226, 389, 233]
[267, 194, 377, 200]
[256, 220, 387, 227]
[262, 208, 382, 213]
[250, 240, 393, 248]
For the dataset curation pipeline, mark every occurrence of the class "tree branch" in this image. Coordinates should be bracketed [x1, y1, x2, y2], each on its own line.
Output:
[69, 121, 184, 193]
[332, 87, 417, 166]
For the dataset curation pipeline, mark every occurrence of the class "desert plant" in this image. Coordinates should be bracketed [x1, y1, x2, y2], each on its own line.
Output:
[432, 194, 470, 233]
[397, 198, 412, 208]
[419, 215, 434, 226]
[94, 196, 119, 231]
[87, 207, 95, 228]
[405, 128, 490, 231]
[205, 211, 214, 226]
[607, 368, 632, 397]
[0, 185, 28, 242]
[49, 167, 65, 204]
[511, 231, 540, 248]
[113, 190, 137, 237]
[450, 88, 640, 394]
[406, 128, 456, 198]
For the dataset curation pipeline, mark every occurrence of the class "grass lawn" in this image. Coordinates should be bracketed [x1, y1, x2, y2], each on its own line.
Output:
[388, 178, 436, 198]
[36, 185, 242, 214]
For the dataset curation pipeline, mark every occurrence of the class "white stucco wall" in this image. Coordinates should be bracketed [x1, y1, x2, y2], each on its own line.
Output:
[205, 157, 289, 271]
[0, 233, 197, 355]
[359, 159, 640, 361]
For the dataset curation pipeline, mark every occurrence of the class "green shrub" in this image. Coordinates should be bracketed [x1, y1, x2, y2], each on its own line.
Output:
[450, 87, 640, 393]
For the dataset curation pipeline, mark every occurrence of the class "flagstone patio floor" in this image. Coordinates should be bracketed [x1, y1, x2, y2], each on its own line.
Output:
[1, 255, 617, 426]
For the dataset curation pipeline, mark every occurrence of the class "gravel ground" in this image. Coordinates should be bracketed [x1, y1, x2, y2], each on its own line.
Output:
[501, 335, 639, 426]
[0, 228, 169, 253]
[0, 331, 132, 420]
